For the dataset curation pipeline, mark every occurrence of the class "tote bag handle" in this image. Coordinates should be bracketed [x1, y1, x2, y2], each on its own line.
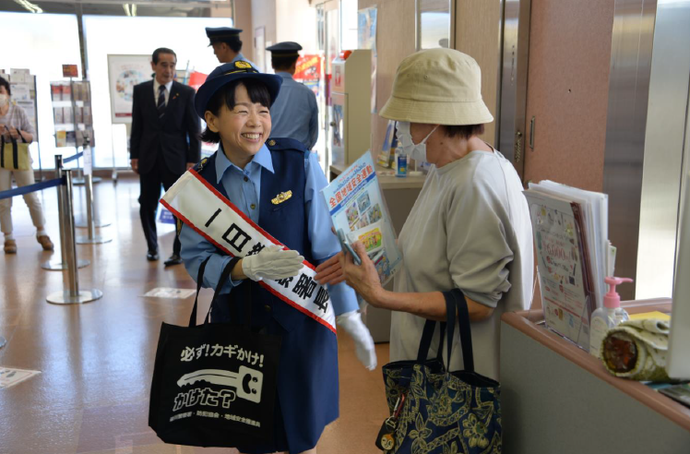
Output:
[414, 289, 475, 373]
[444, 289, 475, 372]
[187, 256, 242, 327]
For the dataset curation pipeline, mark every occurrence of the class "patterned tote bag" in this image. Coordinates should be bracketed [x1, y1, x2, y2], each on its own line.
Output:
[379, 289, 502, 454]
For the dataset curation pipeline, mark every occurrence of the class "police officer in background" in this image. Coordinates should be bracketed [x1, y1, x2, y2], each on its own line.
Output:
[266, 42, 319, 150]
[205, 27, 254, 65]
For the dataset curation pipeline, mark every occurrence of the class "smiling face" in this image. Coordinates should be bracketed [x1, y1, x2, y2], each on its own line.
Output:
[205, 82, 271, 167]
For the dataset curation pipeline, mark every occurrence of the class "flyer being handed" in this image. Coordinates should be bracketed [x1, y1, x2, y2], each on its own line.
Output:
[321, 153, 402, 286]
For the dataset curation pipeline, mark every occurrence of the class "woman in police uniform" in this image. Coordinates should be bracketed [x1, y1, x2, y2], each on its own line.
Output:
[178, 61, 376, 454]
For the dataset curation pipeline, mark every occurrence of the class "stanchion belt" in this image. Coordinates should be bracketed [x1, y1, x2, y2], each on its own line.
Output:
[161, 169, 337, 334]
[0, 177, 65, 200]
[63, 151, 84, 164]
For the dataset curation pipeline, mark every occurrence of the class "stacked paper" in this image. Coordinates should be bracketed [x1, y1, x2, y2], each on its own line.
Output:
[524, 181, 611, 351]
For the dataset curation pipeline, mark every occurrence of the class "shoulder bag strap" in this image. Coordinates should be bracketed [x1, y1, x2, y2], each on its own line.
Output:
[444, 289, 475, 372]
[11, 134, 18, 170]
[188, 257, 211, 327]
[204, 256, 242, 324]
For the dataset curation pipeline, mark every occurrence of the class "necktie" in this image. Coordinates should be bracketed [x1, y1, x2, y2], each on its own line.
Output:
[157, 85, 166, 118]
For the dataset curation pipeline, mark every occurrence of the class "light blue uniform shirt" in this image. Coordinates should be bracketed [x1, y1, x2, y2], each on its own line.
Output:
[179, 144, 358, 316]
[269, 72, 319, 150]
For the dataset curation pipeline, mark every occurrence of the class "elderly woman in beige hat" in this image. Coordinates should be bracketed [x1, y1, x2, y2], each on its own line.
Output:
[315, 48, 533, 380]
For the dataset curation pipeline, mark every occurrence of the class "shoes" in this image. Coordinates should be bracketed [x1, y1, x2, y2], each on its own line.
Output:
[147, 250, 159, 261]
[37, 235, 54, 251]
[4, 240, 17, 254]
[164, 254, 183, 267]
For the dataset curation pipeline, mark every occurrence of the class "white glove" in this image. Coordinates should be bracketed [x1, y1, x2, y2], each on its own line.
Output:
[337, 310, 377, 371]
[241, 245, 304, 282]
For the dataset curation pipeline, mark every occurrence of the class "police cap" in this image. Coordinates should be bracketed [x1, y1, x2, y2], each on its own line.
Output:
[194, 60, 282, 118]
[205, 27, 242, 46]
[266, 41, 303, 58]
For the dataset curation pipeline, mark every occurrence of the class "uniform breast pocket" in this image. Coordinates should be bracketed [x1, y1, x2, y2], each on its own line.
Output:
[270, 196, 298, 214]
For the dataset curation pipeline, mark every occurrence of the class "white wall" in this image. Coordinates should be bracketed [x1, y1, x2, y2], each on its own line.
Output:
[82, 15, 230, 168]
[0, 12, 82, 170]
[276, 0, 318, 53]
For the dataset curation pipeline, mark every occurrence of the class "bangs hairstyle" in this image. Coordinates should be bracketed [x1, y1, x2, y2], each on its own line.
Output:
[443, 124, 485, 139]
[200, 78, 272, 144]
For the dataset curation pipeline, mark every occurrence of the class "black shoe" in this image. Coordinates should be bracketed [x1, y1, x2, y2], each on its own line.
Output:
[147, 250, 159, 261]
[164, 254, 183, 267]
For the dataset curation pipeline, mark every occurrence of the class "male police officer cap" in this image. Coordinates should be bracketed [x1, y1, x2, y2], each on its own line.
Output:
[266, 41, 303, 57]
[194, 60, 283, 118]
[205, 27, 242, 46]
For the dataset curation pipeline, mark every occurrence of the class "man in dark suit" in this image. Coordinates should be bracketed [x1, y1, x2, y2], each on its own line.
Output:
[130, 47, 200, 266]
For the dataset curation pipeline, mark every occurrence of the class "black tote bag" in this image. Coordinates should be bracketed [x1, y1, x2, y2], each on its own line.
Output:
[149, 257, 282, 447]
[378, 289, 502, 453]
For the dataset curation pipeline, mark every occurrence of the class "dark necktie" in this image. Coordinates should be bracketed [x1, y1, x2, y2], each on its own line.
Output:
[157, 85, 166, 118]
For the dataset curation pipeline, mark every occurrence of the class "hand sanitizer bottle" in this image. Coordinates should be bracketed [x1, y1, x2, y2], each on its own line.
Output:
[589, 277, 632, 358]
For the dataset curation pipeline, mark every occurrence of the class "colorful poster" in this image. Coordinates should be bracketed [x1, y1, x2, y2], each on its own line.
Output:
[321, 153, 402, 285]
[524, 190, 595, 351]
[107, 54, 152, 123]
[294, 54, 322, 98]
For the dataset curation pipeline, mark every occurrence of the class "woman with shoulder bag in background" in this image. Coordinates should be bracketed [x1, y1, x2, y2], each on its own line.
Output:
[0, 76, 53, 254]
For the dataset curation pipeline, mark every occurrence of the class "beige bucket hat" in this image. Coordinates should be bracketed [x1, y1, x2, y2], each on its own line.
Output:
[379, 48, 494, 125]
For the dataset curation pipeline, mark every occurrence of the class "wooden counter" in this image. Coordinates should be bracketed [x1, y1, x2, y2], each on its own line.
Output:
[500, 299, 690, 453]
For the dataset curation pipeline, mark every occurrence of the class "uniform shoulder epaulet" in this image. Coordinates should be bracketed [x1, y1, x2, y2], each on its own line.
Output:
[193, 156, 210, 173]
[266, 137, 308, 154]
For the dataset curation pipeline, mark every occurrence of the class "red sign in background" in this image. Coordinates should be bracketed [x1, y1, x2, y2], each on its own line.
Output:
[294, 55, 321, 81]
[62, 64, 79, 78]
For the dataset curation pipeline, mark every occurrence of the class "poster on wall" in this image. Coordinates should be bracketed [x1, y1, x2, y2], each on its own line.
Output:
[107, 54, 152, 123]
[358, 6, 378, 114]
[294, 54, 322, 97]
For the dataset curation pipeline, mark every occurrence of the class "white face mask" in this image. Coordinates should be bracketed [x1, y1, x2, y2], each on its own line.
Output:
[395, 121, 438, 163]
[0, 94, 9, 107]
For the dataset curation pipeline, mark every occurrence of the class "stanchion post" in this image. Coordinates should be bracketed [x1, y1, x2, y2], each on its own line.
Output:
[63, 169, 79, 296]
[42, 156, 89, 271]
[76, 145, 112, 244]
[86, 173, 95, 239]
[46, 169, 102, 305]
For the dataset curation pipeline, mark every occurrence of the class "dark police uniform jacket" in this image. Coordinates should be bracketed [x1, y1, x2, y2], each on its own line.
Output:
[193, 138, 338, 454]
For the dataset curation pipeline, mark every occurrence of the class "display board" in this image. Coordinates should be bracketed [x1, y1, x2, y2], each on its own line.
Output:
[107, 54, 152, 124]
[50, 80, 94, 150]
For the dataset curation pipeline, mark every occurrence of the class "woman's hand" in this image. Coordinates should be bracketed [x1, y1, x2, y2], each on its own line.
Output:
[339, 241, 385, 306]
[8, 127, 20, 140]
[314, 252, 346, 286]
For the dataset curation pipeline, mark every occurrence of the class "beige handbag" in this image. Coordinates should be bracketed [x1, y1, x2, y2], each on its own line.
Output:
[1, 132, 31, 171]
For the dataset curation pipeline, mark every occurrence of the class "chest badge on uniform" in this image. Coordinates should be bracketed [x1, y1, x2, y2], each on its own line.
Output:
[271, 190, 293, 205]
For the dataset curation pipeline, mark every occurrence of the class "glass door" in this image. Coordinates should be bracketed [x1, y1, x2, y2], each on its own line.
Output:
[315, 0, 340, 176]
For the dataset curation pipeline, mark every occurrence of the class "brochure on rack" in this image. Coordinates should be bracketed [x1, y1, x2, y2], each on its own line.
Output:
[321, 153, 402, 286]
[523, 189, 596, 351]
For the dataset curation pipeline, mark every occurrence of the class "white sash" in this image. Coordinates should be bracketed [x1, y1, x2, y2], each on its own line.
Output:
[161, 169, 336, 334]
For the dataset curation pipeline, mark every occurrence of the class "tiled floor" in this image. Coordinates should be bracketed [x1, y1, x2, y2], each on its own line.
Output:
[0, 176, 390, 454]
